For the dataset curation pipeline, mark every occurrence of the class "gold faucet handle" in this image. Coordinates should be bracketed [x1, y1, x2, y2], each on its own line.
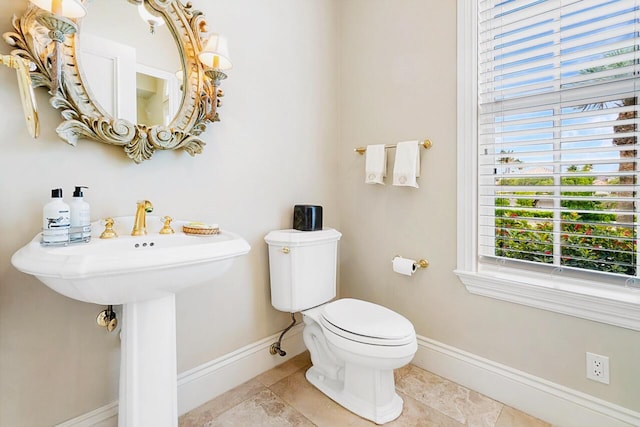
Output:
[159, 216, 175, 235]
[100, 217, 118, 239]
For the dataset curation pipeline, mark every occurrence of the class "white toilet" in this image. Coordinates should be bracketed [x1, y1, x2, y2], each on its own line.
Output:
[264, 228, 417, 424]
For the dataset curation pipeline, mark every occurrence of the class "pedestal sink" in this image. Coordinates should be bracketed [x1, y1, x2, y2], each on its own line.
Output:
[11, 216, 251, 427]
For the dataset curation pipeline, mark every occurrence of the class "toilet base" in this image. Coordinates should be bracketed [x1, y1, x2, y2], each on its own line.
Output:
[305, 365, 403, 425]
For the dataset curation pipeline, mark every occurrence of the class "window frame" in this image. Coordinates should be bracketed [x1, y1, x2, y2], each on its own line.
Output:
[455, 0, 640, 331]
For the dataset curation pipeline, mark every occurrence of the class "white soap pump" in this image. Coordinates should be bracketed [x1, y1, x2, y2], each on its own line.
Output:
[70, 186, 91, 241]
[42, 188, 70, 244]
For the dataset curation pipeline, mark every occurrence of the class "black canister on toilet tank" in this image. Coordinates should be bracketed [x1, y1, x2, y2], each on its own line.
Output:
[293, 205, 323, 231]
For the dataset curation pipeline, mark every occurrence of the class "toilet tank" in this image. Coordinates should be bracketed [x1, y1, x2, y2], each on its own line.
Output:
[264, 228, 342, 312]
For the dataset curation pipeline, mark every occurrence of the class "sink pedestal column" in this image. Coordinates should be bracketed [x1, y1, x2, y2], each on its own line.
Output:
[119, 294, 178, 427]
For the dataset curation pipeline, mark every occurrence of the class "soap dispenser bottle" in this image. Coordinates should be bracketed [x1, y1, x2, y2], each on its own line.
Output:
[70, 186, 91, 242]
[42, 188, 70, 244]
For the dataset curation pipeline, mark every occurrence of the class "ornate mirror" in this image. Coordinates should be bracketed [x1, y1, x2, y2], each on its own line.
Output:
[4, 0, 227, 163]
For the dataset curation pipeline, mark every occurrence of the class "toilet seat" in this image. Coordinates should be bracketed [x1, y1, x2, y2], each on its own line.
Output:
[319, 298, 415, 346]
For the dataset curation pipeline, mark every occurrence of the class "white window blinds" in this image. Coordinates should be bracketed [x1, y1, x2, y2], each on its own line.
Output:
[478, 0, 640, 277]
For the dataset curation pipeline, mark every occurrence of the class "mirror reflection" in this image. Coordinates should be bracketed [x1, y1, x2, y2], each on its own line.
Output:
[79, 0, 182, 127]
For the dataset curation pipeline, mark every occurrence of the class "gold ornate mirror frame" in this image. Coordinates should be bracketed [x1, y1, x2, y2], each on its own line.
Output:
[3, 0, 224, 163]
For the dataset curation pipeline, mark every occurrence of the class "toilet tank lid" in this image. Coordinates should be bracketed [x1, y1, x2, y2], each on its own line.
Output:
[264, 228, 342, 246]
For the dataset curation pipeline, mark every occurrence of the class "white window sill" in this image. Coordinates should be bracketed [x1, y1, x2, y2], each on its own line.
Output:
[454, 267, 640, 331]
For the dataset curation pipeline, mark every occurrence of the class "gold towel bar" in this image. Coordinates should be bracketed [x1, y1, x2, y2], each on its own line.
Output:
[354, 139, 432, 155]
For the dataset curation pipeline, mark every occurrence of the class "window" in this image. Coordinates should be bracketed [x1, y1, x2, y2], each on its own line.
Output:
[456, 0, 640, 330]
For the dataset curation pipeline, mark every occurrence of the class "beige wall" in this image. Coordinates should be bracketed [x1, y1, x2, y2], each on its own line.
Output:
[0, 0, 338, 425]
[1, 0, 639, 425]
[337, 0, 640, 413]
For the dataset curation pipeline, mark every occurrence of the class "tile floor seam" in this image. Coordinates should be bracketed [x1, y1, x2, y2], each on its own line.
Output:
[412, 391, 460, 424]
[280, 398, 318, 427]
[263, 383, 319, 427]
[197, 393, 254, 424]
[396, 390, 465, 427]
[493, 405, 506, 427]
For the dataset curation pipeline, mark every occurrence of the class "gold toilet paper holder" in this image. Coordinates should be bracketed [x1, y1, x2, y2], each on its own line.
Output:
[393, 255, 429, 270]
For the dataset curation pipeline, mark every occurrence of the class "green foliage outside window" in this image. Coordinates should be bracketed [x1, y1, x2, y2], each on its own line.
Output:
[495, 165, 637, 276]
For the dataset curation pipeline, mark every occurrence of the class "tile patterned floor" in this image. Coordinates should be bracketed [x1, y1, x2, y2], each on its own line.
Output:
[179, 352, 550, 427]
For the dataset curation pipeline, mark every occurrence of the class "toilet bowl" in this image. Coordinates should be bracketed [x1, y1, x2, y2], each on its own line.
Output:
[301, 298, 417, 424]
[264, 228, 417, 424]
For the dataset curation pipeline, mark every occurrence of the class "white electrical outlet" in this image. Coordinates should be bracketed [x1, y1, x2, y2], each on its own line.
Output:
[586, 352, 610, 384]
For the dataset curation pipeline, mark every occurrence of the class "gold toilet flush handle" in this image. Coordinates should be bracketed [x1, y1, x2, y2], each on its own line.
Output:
[281, 247, 290, 254]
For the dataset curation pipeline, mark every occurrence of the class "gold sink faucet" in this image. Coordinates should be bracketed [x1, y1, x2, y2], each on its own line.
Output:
[132, 200, 153, 236]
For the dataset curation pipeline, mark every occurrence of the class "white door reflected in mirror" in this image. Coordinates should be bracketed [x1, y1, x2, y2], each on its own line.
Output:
[136, 64, 181, 127]
[79, 0, 182, 127]
[80, 33, 136, 123]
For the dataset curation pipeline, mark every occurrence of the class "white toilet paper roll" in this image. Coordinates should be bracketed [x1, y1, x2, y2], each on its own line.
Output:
[392, 256, 417, 276]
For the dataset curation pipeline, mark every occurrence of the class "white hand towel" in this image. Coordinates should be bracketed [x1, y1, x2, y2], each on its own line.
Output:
[393, 141, 420, 188]
[365, 144, 387, 185]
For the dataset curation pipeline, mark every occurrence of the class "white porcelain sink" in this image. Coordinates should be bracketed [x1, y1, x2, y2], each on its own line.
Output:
[11, 216, 250, 305]
[11, 215, 250, 427]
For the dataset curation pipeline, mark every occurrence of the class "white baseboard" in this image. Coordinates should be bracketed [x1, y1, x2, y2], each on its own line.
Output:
[54, 402, 118, 427]
[56, 329, 639, 427]
[412, 335, 640, 427]
[176, 323, 307, 415]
